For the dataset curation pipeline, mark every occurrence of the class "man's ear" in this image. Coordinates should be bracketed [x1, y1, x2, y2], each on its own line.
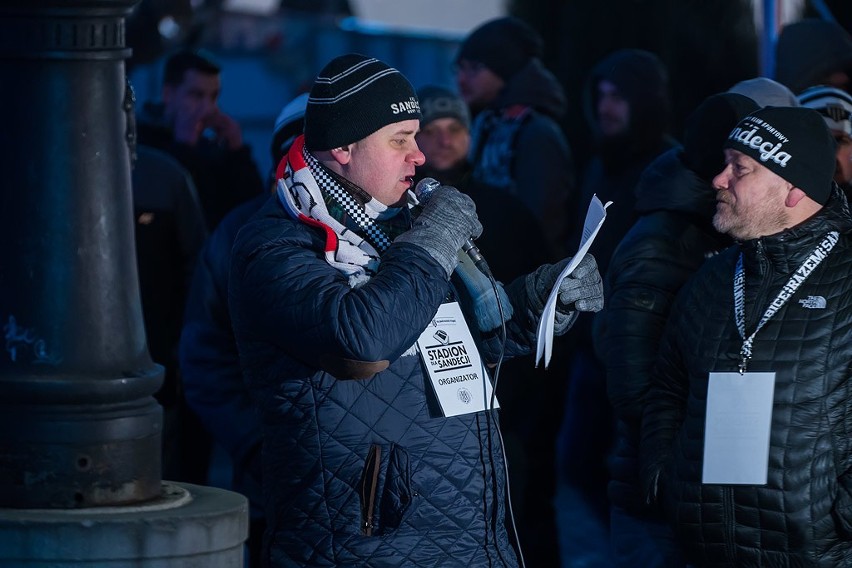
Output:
[785, 186, 808, 208]
[330, 145, 353, 165]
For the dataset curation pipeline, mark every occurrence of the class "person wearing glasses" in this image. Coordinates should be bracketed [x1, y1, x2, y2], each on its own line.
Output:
[454, 16, 576, 260]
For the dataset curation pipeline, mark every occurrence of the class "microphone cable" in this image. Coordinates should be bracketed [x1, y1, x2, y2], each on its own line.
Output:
[481, 268, 527, 568]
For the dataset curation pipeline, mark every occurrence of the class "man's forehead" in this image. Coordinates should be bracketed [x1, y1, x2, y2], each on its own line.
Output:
[373, 119, 420, 137]
[725, 148, 765, 171]
[181, 69, 220, 87]
[725, 148, 789, 182]
[725, 148, 752, 163]
[422, 117, 466, 129]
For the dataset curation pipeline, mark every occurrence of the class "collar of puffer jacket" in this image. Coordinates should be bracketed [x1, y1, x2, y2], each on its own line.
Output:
[740, 183, 852, 275]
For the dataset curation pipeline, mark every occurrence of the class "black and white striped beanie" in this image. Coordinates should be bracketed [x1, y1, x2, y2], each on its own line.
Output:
[797, 85, 852, 137]
[304, 53, 421, 151]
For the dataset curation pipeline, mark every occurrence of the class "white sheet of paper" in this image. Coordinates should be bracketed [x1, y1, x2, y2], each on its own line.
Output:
[702, 371, 775, 485]
[534, 195, 611, 368]
[417, 301, 498, 417]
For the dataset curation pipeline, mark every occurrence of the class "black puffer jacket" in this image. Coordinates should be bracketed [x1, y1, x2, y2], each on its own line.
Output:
[596, 148, 730, 513]
[642, 186, 852, 566]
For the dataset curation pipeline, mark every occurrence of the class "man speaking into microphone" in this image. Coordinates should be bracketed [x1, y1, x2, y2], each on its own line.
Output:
[228, 53, 603, 568]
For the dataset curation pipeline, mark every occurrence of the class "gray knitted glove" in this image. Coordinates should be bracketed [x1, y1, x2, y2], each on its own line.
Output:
[528, 254, 604, 314]
[395, 185, 483, 277]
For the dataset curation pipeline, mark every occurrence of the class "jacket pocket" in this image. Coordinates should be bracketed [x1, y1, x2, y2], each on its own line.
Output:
[360, 445, 382, 536]
[358, 443, 413, 536]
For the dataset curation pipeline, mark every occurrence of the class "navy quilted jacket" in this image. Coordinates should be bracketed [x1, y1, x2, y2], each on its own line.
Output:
[229, 197, 535, 567]
[642, 187, 852, 566]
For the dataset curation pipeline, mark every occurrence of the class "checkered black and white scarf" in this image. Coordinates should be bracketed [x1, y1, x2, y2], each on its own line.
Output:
[276, 135, 514, 332]
[276, 135, 410, 286]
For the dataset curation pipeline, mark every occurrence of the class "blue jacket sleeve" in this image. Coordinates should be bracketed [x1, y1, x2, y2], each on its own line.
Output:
[229, 215, 452, 378]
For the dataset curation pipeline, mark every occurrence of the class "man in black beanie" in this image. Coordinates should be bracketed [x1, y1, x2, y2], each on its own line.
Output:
[228, 52, 604, 567]
[641, 105, 852, 566]
[455, 16, 576, 261]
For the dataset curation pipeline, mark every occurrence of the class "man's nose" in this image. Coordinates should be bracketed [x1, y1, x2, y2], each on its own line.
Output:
[712, 169, 729, 191]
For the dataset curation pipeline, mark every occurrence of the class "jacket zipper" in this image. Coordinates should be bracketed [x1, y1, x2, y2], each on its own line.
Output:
[360, 444, 381, 536]
[723, 486, 737, 564]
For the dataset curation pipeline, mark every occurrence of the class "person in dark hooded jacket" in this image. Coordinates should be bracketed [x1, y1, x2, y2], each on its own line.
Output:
[595, 92, 759, 567]
[559, 48, 678, 553]
[575, 48, 678, 272]
[229, 53, 604, 568]
[642, 106, 852, 567]
[455, 16, 575, 260]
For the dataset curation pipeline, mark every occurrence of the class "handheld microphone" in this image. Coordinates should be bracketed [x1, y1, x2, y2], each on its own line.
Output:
[414, 177, 492, 277]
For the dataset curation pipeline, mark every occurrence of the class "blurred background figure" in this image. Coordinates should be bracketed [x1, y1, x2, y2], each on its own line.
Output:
[455, 16, 576, 260]
[125, 77, 211, 486]
[415, 84, 550, 283]
[269, 92, 311, 184]
[558, 48, 677, 565]
[414, 85, 472, 188]
[179, 92, 308, 568]
[132, 145, 210, 485]
[574, 48, 677, 270]
[774, 18, 852, 95]
[136, 48, 265, 230]
[798, 85, 852, 197]
[433, 16, 580, 566]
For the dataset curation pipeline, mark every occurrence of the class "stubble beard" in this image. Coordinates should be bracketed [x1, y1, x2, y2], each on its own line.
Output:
[713, 198, 788, 241]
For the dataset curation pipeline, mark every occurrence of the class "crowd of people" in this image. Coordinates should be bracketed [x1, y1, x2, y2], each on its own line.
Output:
[127, 12, 852, 568]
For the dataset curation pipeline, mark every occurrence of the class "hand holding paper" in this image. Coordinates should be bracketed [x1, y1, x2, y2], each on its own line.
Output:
[535, 194, 611, 368]
[555, 255, 603, 312]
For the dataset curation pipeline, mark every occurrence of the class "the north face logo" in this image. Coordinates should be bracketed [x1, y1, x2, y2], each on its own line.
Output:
[798, 296, 826, 309]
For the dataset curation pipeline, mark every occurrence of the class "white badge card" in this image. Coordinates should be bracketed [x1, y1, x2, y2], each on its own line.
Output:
[702, 371, 775, 485]
[416, 301, 498, 417]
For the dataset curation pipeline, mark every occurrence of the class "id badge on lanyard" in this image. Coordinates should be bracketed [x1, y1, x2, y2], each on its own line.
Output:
[416, 301, 499, 417]
[701, 231, 837, 484]
[703, 371, 775, 484]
